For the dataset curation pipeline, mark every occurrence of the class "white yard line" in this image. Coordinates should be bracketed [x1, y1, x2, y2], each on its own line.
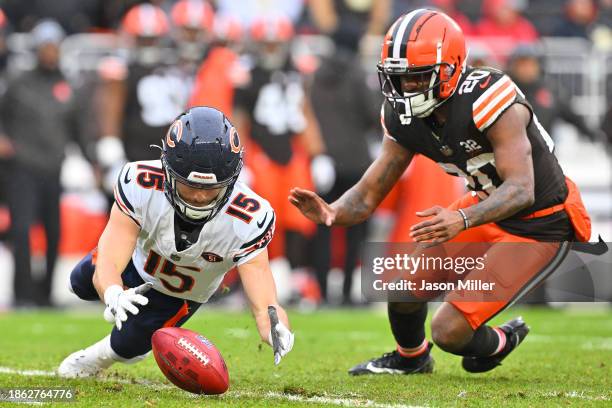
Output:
[262, 392, 426, 408]
[3, 366, 609, 405]
[0, 367, 56, 377]
[543, 391, 610, 401]
[0, 366, 426, 407]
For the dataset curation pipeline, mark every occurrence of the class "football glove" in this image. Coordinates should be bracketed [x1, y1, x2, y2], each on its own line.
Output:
[310, 154, 336, 195]
[96, 136, 127, 194]
[267, 306, 294, 364]
[103, 283, 152, 330]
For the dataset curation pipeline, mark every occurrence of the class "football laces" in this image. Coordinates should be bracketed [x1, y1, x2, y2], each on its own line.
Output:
[178, 337, 210, 366]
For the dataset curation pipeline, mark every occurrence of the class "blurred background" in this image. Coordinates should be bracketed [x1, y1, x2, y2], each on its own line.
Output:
[0, 0, 609, 311]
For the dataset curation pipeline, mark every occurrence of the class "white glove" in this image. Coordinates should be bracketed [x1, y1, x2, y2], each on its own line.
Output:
[103, 283, 152, 330]
[96, 136, 126, 168]
[97, 136, 127, 194]
[102, 161, 128, 194]
[310, 154, 336, 195]
[268, 321, 295, 360]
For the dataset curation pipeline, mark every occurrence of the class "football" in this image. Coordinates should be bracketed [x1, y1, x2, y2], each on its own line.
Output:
[151, 327, 229, 395]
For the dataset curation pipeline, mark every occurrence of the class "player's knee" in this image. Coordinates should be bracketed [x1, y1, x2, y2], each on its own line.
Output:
[69, 254, 99, 301]
[431, 316, 470, 352]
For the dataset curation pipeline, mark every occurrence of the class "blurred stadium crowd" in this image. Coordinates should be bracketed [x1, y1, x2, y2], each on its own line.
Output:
[0, 0, 609, 310]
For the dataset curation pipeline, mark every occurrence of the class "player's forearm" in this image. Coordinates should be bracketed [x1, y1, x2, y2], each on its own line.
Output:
[92, 262, 124, 301]
[330, 185, 376, 226]
[92, 210, 138, 300]
[462, 180, 534, 228]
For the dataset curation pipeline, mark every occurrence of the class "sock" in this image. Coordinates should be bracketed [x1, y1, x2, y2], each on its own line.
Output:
[397, 339, 429, 358]
[388, 303, 428, 357]
[453, 325, 508, 357]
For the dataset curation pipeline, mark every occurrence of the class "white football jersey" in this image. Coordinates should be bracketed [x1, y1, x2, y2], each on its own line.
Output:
[113, 160, 275, 303]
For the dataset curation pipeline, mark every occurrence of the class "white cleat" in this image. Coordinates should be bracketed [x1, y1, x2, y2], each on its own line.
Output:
[58, 350, 112, 378]
[58, 336, 116, 378]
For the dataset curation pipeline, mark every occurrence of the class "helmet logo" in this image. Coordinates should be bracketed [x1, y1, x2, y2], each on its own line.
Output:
[229, 127, 241, 153]
[188, 172, 218, 184]
[165, 120, 183, 148]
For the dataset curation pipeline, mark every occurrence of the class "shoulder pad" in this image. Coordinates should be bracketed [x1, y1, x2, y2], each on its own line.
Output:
[114, 160, 164, 226]
[228, 184, 275, 264]
[470, 72, 518, 132]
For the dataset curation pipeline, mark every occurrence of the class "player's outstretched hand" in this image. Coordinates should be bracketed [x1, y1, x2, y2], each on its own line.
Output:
[288, 187, 336, 226]
[268, 306, 294, 365]
[410, 205, 465, 244]
[103, 282, 152, 330]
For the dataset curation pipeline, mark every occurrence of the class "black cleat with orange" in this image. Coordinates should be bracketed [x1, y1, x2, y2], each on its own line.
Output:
[462, 317, 530, 373]
[348, 343, 434, 376]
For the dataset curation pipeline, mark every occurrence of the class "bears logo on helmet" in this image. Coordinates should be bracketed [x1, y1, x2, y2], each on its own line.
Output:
[165, 120, 183, 148]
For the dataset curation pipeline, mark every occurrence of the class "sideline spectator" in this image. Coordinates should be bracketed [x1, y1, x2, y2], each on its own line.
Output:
[507, 44, 599, 142]
[553, 0, 599, 39]
[475, 0, 539, 44]
[0, 20, 79, 308]
[309, 0, 391, 54]
[309, 40, 378, 305]
[430, 0, 475, 35]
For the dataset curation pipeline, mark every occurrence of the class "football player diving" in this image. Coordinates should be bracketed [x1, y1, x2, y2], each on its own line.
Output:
[290, 9, 592, 375]
[59, 106, 294, 377]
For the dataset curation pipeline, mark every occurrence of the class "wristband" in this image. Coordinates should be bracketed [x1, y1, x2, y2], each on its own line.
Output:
[457, 208, 470, 230]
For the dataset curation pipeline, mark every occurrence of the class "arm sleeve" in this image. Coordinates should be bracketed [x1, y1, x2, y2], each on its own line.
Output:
[232, 209, 276, 266]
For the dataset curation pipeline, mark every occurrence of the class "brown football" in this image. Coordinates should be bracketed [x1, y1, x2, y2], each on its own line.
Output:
[152, 327, 229, 395]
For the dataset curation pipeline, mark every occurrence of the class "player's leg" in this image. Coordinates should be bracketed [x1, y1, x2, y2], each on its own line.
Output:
[348, 235, 470, 376]
[67, 250, 101, 301]
[59, 261, 202, 377]
[432, 303, 529, 372]
[348, 302, 434, 375]
[39, 171, 61, 307]
[430, 240, 570, 373]
[8, 164, 37, 307]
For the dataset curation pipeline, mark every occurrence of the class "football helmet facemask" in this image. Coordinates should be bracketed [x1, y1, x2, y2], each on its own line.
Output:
[161, 106, 243, 224]
[378, 9, 466, 121]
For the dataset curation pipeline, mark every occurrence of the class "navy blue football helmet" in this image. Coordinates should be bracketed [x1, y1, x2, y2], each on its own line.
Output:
[161, 106, 243, 224]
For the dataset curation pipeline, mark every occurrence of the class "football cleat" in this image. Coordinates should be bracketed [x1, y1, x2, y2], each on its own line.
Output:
[58, 349, 114, 378]
[58, 336, 116, 378]
[348, 343, 434, 376]
[462, 317, 530, 373]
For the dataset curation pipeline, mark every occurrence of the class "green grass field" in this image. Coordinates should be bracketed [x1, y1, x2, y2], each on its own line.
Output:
[0, 306, 610, 407]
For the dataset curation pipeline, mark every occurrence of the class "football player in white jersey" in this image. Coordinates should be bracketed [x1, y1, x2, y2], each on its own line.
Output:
[59, 106, 293, 378]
